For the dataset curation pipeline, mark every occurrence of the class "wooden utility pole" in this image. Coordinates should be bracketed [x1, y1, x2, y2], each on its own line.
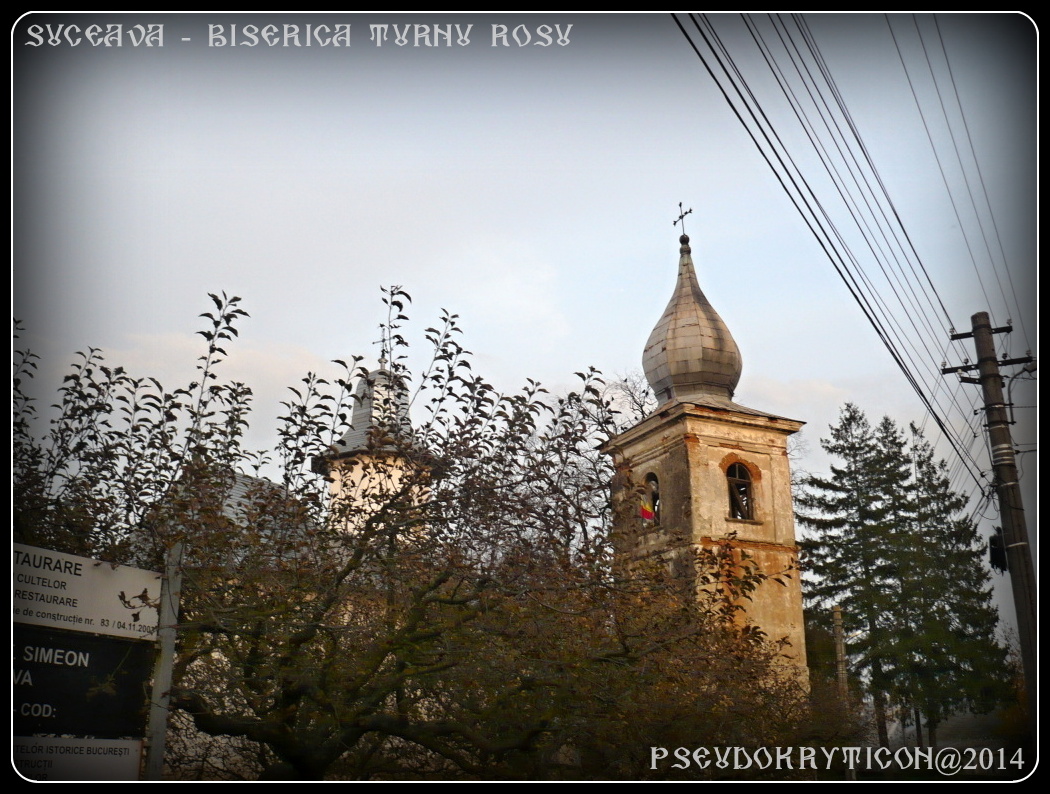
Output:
[943, 311, 1035, 732]
[832, 604, 848, 704]
[145, 542, 184, 780]
[832, 605, 857, 781]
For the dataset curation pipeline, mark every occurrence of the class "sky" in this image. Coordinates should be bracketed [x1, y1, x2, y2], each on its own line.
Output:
[13, 12, 1037, 622]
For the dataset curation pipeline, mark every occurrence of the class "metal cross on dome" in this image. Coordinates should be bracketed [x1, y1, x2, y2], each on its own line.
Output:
[674, 202, 693, 235]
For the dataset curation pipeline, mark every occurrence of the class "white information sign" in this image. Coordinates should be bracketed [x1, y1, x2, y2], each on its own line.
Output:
[13, 737, 143, 781]
[13, 544, 160, 640]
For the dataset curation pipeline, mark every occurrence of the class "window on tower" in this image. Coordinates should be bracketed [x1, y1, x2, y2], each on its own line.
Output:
[642, 473, 660, 524]
[727, 462, 754, 520]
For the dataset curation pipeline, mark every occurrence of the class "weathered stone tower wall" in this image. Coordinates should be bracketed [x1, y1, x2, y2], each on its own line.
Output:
[606, 401, 807, 666]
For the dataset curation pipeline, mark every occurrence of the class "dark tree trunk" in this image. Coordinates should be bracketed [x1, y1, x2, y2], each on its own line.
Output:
[873, 691, 889, 747]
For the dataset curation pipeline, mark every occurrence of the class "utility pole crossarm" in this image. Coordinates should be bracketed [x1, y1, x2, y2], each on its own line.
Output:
[943, 356, 1034, 375]
[950, 322, 1013, 341]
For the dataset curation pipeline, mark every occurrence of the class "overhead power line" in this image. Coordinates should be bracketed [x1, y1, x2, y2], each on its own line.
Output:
[672, 13, 990, 490]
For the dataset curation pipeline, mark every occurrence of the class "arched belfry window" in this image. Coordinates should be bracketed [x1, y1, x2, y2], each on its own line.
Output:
[727, 463, 754, 520]
[642, 473, 661, 524]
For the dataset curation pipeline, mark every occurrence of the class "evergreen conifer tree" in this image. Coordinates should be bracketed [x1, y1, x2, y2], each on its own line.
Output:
[796, 404, 910, 745]
[798, 404, 1009, 748]
[889, 427, 1008, 746]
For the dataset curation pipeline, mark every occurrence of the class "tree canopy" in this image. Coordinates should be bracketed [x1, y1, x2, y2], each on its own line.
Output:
[14, 291, 813, 780]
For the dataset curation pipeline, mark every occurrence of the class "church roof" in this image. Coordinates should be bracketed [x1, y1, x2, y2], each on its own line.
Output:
[222, 471, 286, 524]
[642, 233, 742, 405]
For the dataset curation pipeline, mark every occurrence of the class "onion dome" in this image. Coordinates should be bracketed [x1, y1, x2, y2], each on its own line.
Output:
[642, 234, 742, 405]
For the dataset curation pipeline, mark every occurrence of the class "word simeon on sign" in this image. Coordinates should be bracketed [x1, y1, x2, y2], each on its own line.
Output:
[22, 645, 91, 668]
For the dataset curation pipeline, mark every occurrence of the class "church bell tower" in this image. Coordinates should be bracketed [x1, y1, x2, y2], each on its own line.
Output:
[313, 366, 415, 530]
[606, 232, 807, 668]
